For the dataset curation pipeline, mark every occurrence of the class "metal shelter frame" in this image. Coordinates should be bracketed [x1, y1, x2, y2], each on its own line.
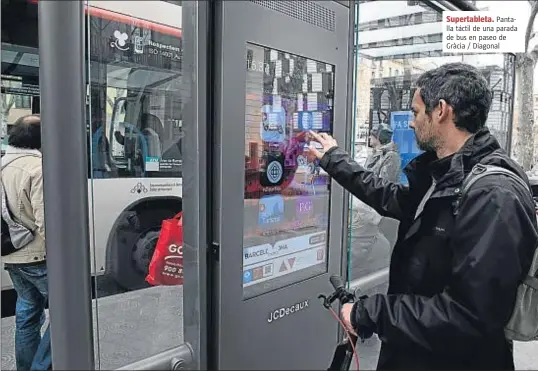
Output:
[37, 0, 483, 369]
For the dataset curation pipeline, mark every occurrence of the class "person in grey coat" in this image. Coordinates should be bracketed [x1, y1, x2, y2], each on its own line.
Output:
[348, 124, 401, 279]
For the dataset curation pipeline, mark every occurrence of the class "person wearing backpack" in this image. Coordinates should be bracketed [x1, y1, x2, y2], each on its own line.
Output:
[308, 63, 538, 370]
[2, 114, 51, 371]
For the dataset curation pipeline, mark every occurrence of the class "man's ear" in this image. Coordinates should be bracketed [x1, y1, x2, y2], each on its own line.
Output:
[437, 99, 451, 123]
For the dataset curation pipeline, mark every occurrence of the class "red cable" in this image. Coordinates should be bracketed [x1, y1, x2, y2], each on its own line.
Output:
[328, 306, 360, 371]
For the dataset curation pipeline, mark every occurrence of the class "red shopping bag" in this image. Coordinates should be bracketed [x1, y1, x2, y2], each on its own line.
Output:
[146, 212, 184, 286]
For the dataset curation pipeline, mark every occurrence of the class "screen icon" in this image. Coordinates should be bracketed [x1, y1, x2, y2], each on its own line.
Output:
[252, 266, 264, 281]
[266, 160, 283, 184]
[258, 195, 284, 225]
[260, 151, 285, 187]
[309, 233, 326, 245]
[296, 196, 314, 217]
[263, 264, 274, 277]
[288, 257, 296, 268]
[261, 105, 285, 143]
[297, 111, 314, 131]
[243, 270, 253, 284]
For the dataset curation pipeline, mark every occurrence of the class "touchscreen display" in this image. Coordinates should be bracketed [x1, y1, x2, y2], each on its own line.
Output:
[242, 43, 334, 299]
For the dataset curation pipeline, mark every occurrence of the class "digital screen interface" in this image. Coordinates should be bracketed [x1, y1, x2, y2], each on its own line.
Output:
[242, 43, 334, 299]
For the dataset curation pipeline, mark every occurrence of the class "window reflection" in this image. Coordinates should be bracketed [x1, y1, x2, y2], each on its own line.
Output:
[349, 0, 513, 282]
[87, 10, 183, 180]
[85, 1, 188, 369]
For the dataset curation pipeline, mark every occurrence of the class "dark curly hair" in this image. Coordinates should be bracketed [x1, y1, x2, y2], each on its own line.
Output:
[415, 63, 492, 133]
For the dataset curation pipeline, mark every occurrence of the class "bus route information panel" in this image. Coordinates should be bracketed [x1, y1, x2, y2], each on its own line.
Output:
[242, 43, 334, 299]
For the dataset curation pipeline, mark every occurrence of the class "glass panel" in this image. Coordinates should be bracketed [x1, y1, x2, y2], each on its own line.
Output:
[1, 1, 50, 370]
[2, 1, 200, 368]
[242, 43, 334, 299]
[348, 1, 516, 368]
[85, 1, 197, 368]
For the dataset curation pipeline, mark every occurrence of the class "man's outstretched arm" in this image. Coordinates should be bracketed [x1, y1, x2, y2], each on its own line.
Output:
[320, 146, 412, 221]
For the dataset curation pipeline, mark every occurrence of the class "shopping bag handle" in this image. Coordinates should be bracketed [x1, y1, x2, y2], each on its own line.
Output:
[173, 212, 183, 220]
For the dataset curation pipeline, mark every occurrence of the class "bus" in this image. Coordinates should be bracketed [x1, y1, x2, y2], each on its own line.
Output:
[2, 0, 185, 295]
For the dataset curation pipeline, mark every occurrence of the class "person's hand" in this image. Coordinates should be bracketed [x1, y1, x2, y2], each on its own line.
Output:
[307, 131, 338, 160]
[342, 299, 375, 341]
[341, 303, 357, 337]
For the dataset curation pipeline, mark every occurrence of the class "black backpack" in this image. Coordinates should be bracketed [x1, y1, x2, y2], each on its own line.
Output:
[1, 216, 17, 256]
[455, 163, 538, 341]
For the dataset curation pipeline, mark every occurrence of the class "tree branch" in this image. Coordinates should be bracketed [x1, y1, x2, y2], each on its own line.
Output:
[525, 1, 538, 53]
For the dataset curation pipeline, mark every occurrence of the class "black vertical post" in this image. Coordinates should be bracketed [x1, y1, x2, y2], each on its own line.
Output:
[38, 1, 95, 369]
[341, 0, 356, 283]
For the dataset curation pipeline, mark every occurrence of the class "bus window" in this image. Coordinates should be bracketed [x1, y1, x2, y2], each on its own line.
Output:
[1, 44, 40, 155]
[87, 12, 183, 179]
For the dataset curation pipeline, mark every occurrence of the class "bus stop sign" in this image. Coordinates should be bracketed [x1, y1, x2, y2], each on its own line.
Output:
[390, 111, 422, 184]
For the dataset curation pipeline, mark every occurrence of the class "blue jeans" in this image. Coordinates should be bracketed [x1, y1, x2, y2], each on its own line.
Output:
[5, 262, 52, 371]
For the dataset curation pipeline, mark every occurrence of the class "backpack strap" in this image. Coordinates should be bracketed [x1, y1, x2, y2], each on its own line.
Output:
[454, 163, 531, 215]
[1, 153, 41, 170]
[1, 154, 41, 234]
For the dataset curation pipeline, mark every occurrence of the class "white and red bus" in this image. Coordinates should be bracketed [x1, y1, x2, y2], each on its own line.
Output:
[2, 0, 185, 295]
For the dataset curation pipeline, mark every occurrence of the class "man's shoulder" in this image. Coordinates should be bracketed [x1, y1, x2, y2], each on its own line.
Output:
[17, 155, 42, 170]
[479, 150, 524, 173]
[2, 154, 42, 176]
[461, 167, 534, 216]
[470, 154, 530, 194]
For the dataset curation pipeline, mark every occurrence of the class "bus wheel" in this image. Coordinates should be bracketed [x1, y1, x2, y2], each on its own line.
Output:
[106, 202, 181, 291]
[131, 230, 160, 276]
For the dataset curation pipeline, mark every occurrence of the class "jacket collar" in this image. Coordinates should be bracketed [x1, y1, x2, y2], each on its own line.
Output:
[4, 145, 42, 157]
[2, 146, 42, 168]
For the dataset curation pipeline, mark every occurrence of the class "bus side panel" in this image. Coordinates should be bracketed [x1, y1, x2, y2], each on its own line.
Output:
[90, 177, 183, 275]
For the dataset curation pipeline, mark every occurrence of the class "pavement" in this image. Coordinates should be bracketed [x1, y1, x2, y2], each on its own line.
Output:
[2, 285, 184, 370]
[1, 281, 537, 370]
[350, 337, 538, 370]
[1, 219, 537, 370]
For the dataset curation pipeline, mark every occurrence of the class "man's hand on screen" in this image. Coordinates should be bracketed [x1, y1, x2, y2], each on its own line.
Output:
[307, 131, 338, 160]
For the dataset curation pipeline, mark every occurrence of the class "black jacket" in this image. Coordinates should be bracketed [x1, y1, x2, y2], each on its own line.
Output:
[319, 128, 538, 370]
